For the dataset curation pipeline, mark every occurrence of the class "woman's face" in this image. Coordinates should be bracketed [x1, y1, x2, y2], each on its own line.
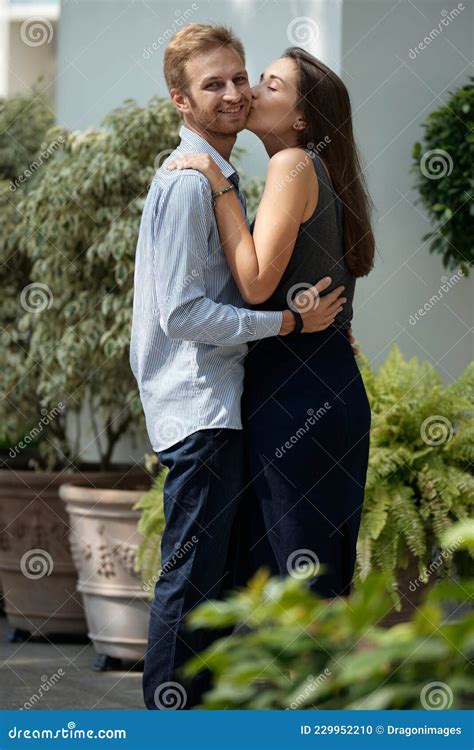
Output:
[246, 57, 302, 138]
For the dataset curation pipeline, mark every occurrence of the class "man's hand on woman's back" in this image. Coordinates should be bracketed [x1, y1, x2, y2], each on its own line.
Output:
[279, 276, 359, 355]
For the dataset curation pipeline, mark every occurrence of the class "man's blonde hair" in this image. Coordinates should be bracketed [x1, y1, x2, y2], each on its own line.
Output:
[164, 23, 245, 93]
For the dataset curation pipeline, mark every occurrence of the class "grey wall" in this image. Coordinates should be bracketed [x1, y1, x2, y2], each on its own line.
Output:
[55, 0, 473, 462]
[341, 0, 473, 378]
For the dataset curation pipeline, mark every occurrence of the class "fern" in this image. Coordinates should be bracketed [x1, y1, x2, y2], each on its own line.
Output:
[133, 469, 168, 595]
[366, 486, 391, 540]
[392, 485, 426, 560]
[357, 345, 474, 603]
[356, 533, 372, 579]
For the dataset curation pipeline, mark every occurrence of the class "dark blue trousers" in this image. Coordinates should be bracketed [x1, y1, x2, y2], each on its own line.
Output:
[237, 325, 371, 599]
[142, 428, 244, 710]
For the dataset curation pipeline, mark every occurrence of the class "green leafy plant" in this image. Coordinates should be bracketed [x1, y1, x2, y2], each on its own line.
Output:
[412, 76, 473, 274]
[182, 525, 474, 709]
[240, 175, 264, 221]
[357, 345, 474, 605]
[134, 467, 167, 592]
[0, 92, 55, 179]
[0, 94, 55, 453]
[227, 144, 264, 220]
[10, 97, 181, 469]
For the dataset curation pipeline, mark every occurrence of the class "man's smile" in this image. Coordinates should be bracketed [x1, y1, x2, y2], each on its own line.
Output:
[217, 103, 246, 116]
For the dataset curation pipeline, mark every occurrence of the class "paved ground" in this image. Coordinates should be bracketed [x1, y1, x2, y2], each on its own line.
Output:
[0, 614, 145, 710]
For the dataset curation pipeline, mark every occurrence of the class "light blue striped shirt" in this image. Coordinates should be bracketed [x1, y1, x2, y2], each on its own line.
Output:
[129, 126, 283, 452]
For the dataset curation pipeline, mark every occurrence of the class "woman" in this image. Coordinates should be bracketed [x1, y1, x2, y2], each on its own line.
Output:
[166, 48, 375, 598]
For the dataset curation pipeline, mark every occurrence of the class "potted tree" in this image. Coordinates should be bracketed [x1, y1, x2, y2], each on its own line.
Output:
[356, 345, 474, 620]
[0, 93, 91, 640]
[1, 96, 181, 651]
[59, 473, 151, 669]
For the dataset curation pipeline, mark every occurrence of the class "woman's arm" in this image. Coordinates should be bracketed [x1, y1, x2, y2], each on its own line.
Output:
[166, 148, 315, 304]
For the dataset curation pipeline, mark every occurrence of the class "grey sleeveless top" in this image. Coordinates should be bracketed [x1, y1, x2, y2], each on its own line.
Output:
[253, 149, 355, 330]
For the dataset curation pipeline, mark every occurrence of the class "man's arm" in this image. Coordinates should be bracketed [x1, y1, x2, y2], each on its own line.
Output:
[155, 174, 283, 346]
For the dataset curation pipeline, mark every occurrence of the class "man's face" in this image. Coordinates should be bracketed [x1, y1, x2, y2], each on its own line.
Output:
[175, 45, 252, 136]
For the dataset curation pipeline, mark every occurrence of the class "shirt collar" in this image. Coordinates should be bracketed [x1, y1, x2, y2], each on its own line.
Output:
[178, 125, 239, 183]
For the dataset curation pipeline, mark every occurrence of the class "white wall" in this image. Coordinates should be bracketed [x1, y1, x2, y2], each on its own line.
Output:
[0, 1, 59, 97]
[8, 19, 58, 94]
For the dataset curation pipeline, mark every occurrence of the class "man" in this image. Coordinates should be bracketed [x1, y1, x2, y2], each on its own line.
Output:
[130, 23, 348, 710]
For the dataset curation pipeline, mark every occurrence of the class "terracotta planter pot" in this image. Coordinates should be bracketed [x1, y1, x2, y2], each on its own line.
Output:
[0, 468, 128, 637]
[59, 475, 151, 664]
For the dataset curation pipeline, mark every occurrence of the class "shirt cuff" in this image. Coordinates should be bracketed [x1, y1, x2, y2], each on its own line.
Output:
[249, 310, 283, 341]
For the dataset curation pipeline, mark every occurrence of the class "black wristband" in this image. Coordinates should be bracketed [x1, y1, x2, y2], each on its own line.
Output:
[288, 308, 304, 335]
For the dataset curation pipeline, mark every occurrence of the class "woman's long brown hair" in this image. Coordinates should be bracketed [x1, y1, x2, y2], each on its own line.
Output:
[283, 47, 375, 278]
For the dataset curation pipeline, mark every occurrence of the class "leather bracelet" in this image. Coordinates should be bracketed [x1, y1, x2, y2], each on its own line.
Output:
[288, 308, 304, 336]
[212, 185, 233, 206]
